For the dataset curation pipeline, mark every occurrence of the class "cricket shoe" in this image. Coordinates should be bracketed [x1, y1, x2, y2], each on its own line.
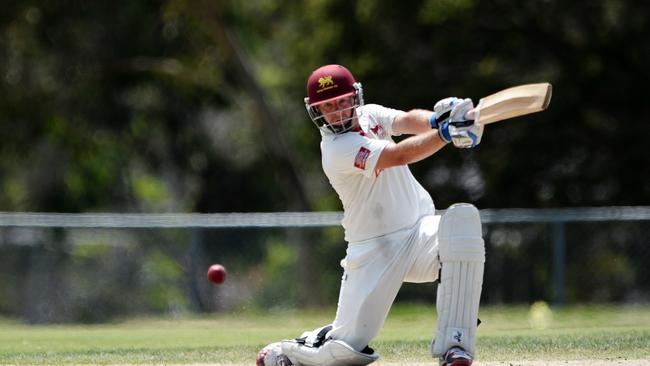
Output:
[439, 346, 473, 366]
[256, 342, 293, 366]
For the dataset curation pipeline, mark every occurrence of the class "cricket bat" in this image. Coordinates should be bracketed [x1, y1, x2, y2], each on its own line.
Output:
[470, 83, 552, 124]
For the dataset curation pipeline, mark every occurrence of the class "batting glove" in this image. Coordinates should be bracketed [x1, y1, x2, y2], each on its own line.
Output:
[430, 97, 462, 143]
[448, 98, 483, 148]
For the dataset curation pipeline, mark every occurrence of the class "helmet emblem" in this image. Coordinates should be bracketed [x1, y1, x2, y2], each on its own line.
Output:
[317, 76, 336, 92]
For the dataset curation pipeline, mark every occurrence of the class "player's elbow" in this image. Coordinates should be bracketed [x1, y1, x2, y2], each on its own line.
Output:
[376, 144, 408, 170]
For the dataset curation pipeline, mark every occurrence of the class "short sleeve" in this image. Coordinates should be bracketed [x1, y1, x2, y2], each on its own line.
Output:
[360, 104, 406, 137]
[322, 132, 389, 178]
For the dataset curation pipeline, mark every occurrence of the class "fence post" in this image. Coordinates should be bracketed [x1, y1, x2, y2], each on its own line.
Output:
[189, 228, 205, 311]
[551, 221, 566, 305]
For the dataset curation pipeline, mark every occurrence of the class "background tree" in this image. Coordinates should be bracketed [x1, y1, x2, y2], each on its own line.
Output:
[0, 0, 649, 322]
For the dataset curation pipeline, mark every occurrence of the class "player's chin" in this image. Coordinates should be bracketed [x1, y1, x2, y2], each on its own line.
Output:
[326, 117, 342, 124]
[327, 121, 345, 129]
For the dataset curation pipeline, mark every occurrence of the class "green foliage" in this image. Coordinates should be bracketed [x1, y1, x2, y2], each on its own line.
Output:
[1, 0, 650, 322]
[2, 0, 649, 210]
[131, 173, 172, 210]
[256, 239, 298, 308]
[140, 250, 189, 313]
[418, 0, 475, 25]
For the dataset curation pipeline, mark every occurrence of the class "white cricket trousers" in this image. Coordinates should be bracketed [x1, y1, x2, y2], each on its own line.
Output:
[328, 215, 441, 351]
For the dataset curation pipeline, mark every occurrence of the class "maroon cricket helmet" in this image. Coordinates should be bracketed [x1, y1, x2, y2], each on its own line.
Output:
[306, 64, 358, 106]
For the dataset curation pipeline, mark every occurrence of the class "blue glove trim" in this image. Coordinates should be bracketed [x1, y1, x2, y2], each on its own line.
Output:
[468, 130, 478, 147]
[438, 121, 452, 143]
[429, 112, 438, 129]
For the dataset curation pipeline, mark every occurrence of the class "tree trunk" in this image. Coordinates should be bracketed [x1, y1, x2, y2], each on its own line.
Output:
[186, 1, 321, 307]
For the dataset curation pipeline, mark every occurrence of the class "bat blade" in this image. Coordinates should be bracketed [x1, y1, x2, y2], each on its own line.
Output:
[476, 83, 552, 125]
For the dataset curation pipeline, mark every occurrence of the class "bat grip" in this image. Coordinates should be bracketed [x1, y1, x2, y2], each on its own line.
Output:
[469, 99, 484, 123]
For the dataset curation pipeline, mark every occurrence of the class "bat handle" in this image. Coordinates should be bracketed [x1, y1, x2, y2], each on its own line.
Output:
[470, 98, 485, 123]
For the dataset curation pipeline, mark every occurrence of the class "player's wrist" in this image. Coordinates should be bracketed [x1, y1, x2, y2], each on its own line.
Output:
[437, 121, 452, 143]
[429, 112, 439, 130]
[430, 112, 451, 143]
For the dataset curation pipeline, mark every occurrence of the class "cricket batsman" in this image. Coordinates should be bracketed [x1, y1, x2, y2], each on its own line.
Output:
[257, 64, 485, 366]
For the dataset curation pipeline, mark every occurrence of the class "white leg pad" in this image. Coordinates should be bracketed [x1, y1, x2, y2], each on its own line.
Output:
[431, 203, 485, 357]
[282, 339, 379, 366]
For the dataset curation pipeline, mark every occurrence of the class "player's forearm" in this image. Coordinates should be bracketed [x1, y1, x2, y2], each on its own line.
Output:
[376, 129, 447, 170]
[392, 109, 435, 135]
[397, 130, 448, 163]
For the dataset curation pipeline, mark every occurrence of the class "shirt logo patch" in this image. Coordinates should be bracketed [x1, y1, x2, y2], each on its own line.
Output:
[354, 147, 371, 170]
[370, 124, 385, 138]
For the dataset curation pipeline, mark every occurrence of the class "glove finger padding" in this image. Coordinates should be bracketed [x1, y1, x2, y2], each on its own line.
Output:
[434, 97, 462, 124]
[449, 99, 483, 149]
[449, 98, 473, 123]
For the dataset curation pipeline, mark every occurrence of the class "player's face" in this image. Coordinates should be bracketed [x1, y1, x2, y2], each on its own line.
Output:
[317, 96, 355, 126]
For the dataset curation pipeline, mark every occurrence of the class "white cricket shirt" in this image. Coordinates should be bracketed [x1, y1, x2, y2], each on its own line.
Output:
[320, 104, 436, 243]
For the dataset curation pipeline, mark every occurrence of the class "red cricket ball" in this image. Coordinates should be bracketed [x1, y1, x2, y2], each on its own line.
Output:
[207, 264, 227, 284]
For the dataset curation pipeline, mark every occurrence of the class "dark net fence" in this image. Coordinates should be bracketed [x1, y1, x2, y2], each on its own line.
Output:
[0, 207, 648, 323]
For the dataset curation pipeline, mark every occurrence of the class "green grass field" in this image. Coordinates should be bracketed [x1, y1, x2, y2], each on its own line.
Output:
[1, 303, 649, 365]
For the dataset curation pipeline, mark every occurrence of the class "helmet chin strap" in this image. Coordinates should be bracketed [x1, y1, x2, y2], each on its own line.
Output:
[325, 108, 357, 134]
[327, 119, 354, 134]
